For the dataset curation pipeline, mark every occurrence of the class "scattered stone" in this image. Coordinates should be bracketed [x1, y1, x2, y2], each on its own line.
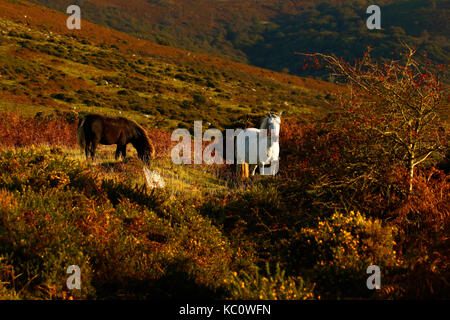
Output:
[143, 167, 165, 189]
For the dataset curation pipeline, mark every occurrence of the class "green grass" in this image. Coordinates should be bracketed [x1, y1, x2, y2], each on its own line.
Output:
[0, 147, 320, 300]
[34, 144, 228, 199]
[0, 14, 333, 133]
[0, 147, 235, 299]
[0, 99, 55, 118]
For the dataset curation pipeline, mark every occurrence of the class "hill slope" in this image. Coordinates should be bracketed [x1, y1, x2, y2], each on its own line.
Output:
[0, 0, 448, 302]
[28, 0, 450, 76]
[0, 0, 337, 130]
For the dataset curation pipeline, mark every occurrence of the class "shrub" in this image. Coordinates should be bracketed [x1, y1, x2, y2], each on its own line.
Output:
[193, 93, 207, 105]
[0, 189, 96, 299]
[117, 89, 131, 95]
[390, 168, 450, 298]
[0, 149, 236, 299]
[201, 181, 294, 264]
[225, 262, 315, 300]
[0, 112, 77, 148]
[296, 211, 402, 299]
[0, 256, 20, 300]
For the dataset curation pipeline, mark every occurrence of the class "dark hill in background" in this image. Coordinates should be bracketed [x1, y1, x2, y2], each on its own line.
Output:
[29, 0, 449, 78]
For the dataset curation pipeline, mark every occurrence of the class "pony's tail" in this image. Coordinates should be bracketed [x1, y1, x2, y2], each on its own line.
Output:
[148, 137, 156, 160]
[76, 117, 86, 150]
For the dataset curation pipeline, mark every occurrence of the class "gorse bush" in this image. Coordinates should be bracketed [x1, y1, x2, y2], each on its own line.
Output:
[279, 118, 409, 217]
[226, 262, 315, 300]
[297, 210, 402, 299]
[300, 211, 400, 269]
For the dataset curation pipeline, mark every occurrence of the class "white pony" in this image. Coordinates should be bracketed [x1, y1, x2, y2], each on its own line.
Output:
[235, 112, 282, 177]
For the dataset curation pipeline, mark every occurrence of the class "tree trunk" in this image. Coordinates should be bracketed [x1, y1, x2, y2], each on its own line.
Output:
[408, 153, 415, 194]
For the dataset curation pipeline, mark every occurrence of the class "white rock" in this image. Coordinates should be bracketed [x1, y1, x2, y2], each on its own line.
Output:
[143, 167, 165, 189]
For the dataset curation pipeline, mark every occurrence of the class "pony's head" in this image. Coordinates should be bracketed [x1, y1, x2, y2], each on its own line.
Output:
[138, 137, 155, 166]
[262, 112, 282, 137]
[131, 125, 156, 166]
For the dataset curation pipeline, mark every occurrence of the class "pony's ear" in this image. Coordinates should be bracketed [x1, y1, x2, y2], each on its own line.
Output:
[278, 111, 283, 117]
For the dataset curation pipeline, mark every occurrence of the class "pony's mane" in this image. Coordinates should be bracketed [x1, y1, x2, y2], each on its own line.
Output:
[128, 119, 156, 159]
[260, 113, 282, 129]
[128, 119, 147, 138]
[260, 117, 269, 129]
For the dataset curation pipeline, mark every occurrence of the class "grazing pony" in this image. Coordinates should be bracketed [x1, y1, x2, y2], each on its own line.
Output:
[77, 114, 155, 165]
[236, 112, 282, 177]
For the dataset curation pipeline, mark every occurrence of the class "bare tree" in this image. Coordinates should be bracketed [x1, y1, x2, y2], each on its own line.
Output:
[304, 45, 448, 193]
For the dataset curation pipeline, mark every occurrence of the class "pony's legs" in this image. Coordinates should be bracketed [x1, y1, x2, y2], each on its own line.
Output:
[244, 163, 249, 178]
[84, 144, 90, 161]
[89, 142, 98, 163]
[84, 141, 95, 164]
[115, 146, 121, 161]
[256, 161, 279, 175]
[115, 144, 127, 161]
[121, 145, 127, 159]
[250, 164, 258, 176]
[236, 163, 250, 179]
[270, 160, 279, 175]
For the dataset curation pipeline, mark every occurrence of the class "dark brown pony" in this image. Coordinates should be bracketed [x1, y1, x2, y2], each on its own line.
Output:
[77, 114, 155, 165]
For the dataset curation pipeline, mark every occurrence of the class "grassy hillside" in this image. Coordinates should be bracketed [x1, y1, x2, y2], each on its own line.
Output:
[0, 0, 340, 300]
[0, 0, 339, 131]
[1, 113, 448, 300]
[28, 0, 449, 77]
